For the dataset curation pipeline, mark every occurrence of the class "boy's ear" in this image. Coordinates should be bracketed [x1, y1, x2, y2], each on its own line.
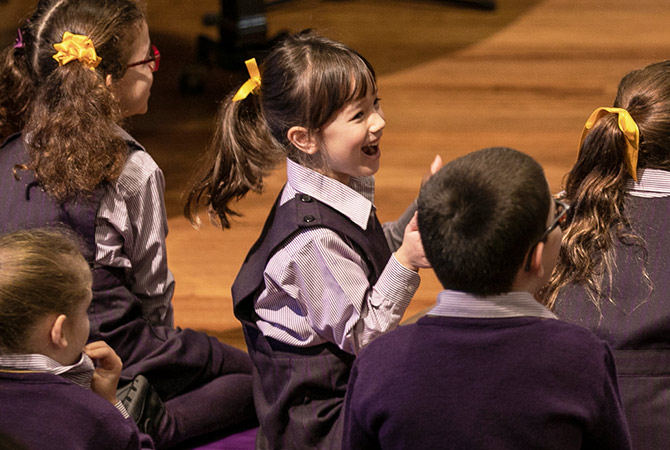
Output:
[528, 241, 546, 278]
[287, 126, 318, 155]
[49, 314, 69, 349]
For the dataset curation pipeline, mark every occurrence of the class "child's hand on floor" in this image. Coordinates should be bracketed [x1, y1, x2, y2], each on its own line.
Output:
[394, 212, 430, 272]
[84, 341, 123, 405]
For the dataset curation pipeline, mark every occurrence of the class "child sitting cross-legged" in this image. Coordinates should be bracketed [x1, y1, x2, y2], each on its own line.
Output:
[0, 228, 154, 450]
[342, 147, 632, 450]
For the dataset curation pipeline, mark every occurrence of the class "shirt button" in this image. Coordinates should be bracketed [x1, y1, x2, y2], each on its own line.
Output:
[300, 194, 312, 202]
[303, 215, 315, 223]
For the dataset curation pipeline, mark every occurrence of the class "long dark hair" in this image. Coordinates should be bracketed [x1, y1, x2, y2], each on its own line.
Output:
[542, 61, 670, 309]
[184, 30, 377, 228]
[0, 0, 146, 201]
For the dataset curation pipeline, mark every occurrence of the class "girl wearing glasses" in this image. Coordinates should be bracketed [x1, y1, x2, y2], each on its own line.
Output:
[0, 0, 254, 448]
[541, 61, 670, 450]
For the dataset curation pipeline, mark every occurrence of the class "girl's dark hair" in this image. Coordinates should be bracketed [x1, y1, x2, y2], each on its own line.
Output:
[542, 60, 670, 309]
[0, 228, 91, 354]
[0, 0, 146, 201]
[418, 147, 550, 295]
[184, 30, 377, 228]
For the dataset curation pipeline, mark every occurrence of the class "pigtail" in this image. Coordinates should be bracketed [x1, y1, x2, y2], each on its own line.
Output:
[24, 62, 126, 201]
[184, 92, 283, 228]
[0, 45, 34, 141]
[543, 115, 645, 309]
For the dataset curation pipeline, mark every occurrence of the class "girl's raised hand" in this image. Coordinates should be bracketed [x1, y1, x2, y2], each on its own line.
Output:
[421, 154, 443, 187]
[83, 341, 123, 405]
[394, 212, 431, 272]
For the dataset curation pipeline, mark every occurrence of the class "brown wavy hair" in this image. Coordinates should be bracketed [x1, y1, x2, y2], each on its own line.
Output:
[542, 61, 670, 309]
[184, 30, 377, 228]
[0, 0, 145, 201]
[0, 228, 91, 354]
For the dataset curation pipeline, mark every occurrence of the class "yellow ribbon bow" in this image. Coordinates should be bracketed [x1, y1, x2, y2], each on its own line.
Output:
[232, 58, 261, 102]
[52, 32, 102, 71]
[579, 106, 640, 181]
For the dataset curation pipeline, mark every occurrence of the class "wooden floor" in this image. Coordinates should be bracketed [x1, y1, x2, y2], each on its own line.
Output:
[3, 0, 670, 349]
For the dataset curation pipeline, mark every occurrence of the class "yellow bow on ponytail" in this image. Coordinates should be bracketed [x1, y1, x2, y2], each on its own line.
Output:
[232, 58, 261, 102]
[52, 32, 102, 71]
[579, 107, 640, 181]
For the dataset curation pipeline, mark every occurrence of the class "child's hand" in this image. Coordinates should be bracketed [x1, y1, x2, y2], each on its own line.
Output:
[394, 212, 431, 272]
[421, 155, 443, 187]
[84, 341, 123, 405]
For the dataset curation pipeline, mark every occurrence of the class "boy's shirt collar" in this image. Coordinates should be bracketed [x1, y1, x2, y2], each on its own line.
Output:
[428, 289, 557, 320]
[283, 158, 375, 230]
[0, 352, 94, 389]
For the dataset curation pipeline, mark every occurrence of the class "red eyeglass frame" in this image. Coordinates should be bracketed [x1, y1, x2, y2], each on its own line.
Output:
[126, 44, 160, 72]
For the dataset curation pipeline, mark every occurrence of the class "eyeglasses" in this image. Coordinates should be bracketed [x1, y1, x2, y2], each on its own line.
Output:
[523, 198, 570, 272]
[126, 44, 160, 72]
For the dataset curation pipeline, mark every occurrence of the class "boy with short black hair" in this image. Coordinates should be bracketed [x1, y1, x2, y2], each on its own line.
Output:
[342, 147, 632, 450]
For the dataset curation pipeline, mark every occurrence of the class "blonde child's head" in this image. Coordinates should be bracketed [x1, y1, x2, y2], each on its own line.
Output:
[0, 228, 91, 355]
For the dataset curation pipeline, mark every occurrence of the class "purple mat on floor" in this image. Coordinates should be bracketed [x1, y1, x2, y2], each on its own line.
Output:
[186, 427, 257, 450]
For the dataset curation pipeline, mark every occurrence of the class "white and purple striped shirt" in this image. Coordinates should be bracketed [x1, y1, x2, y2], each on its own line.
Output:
[0, 353, 129, 418]
[95, 127, 175, 327]
[254, 159, 420, 355]
[428, 290, 558, 319]
[625, 168, 670, 198]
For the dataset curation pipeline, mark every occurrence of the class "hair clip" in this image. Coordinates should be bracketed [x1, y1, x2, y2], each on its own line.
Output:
[52, 32, 102, 71]
[579, 107, 640, 181]
[13, 28, 24, 49]
[232, 58, 261, 102]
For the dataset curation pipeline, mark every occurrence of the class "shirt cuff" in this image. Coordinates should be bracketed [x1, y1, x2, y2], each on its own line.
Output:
[114, 400, 131, 419]
[374, 253, 420, 310]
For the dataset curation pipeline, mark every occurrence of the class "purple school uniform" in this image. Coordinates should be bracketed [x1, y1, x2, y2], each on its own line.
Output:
[231, 193, 391, 449]
[0, 370, 154, 450]
[555, 193, 670, 450]
[343, 314, 632, 450]
[0, 134, 254, 448]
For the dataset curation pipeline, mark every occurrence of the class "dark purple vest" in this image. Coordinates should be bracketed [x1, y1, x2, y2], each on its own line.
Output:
[555, 195, 670, 450]
[231, 192, 391, 449]
[0, 133, 144, 341]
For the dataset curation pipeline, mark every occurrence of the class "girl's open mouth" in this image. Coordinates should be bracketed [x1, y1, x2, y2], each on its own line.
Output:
[362, 143, 379, 156]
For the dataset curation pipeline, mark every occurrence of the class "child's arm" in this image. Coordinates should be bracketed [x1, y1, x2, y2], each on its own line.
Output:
[83, 341, 123, 405]
[97, 151, 175, 327]
[260, 221, 424, 354]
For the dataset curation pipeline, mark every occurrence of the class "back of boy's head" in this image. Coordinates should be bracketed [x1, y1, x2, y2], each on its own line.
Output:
[0, 228, 91, 354]
[418, 147, 550, 295]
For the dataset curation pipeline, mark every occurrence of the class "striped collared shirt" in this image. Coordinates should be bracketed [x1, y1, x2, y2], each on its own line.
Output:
[0, 353, 129, 418]
[95, 126, 175, 327]
[625, 168, 670, 198]
[254, 159, 420, 355]
[428, 289, 557, 319]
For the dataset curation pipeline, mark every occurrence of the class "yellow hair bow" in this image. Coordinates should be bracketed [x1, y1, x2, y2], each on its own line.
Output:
[232, 58, 261, 102]
[52, 32, 102, 71]
[579, 106, 640, 181]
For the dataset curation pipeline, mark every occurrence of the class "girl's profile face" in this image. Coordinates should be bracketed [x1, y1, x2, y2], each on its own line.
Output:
[318, 90, 386, 185]
[113, 20, 154, 118]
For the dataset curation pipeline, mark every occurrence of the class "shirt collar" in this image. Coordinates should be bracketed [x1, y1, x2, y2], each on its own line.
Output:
[0, 353, 94, 389]
[114, 124, 145, 152]
[626, 168, 670, 198]
[283, 158, 375, 230]
[427, 289, 557, 319]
